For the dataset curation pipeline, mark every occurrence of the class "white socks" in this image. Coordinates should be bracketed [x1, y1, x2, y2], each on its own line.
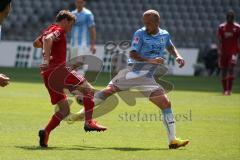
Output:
[162, 107, 176, 143]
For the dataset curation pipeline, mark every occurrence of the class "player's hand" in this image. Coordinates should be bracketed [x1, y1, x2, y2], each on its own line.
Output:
[0, 74, 10, 87]
[148, 57, 165, 65]
[40, 62, 49, 70]
[176, 56, 185, 68]
[90, 44, 96, 54]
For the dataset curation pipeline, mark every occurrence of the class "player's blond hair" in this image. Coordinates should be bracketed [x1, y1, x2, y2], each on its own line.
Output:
[143, 9, 160, 22]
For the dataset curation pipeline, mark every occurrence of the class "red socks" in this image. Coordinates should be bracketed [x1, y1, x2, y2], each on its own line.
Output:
[228, 76, 234, 92]
[222, 76, 235, 93]
[45, 112, 64, 134]
[83, 93, 94, 122]
[221, 77, 228, 92]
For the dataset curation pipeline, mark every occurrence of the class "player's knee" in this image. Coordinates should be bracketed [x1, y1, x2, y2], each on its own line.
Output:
[57, 103, 70, 118]
[164, 101, 171, 108]
[61, 107, 70, 118]
[149, 91, 171, 108]
[102, 86, 117, 97]
[81, 86, 94, 97]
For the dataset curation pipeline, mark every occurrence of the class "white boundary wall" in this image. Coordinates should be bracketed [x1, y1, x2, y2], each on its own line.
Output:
[0, 41, 198, 75]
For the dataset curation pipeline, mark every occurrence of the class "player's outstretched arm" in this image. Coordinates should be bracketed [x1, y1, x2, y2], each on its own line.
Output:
[166, 45, 185, 68]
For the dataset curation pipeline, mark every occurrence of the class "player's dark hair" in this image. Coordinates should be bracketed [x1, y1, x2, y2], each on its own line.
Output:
[226, 10, 235, 19]
[56, 10, 76, 22]
[0, 0, 11, 12]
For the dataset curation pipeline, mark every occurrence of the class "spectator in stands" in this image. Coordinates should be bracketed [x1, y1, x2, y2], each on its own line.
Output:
[217, 10, 240, 95]
[0, 0, 11, 87]
[204, 43, 220, 76]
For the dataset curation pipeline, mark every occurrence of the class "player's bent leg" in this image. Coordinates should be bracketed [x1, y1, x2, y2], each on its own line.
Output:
[149, 90, 189, 149]
[94, 84, 120, 105]
[220, 68, 229, 95]
[39, 99, 70, 147]
[64, 81, 94, 124]
[149, 89, 170, 110]
[76, 81, 107, 132]
[65, 84, 119, 124]
[227, 64, 235, 95]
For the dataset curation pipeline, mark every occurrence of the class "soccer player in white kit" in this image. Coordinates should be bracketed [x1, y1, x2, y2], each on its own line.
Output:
[70, 0, 96, 58]
[67, 10, 189, 149]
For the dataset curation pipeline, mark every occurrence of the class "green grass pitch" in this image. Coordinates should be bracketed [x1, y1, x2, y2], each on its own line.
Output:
[0, 67, 239, 160]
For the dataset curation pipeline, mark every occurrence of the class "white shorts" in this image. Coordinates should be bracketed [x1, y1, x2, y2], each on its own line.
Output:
[108, 66, 164, 93]
[70, 46, 91, 59]
[70, 46, 91, 75]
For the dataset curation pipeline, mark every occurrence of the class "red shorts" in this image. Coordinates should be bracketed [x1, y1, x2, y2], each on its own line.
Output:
[219, 54, 238, 68]
[41, 66, 85, 105]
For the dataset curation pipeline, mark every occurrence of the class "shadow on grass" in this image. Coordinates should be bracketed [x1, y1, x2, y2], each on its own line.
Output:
[15, 145, 174, 151]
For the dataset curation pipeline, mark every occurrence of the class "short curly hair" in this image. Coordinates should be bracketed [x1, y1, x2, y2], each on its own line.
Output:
[0, 0, 11, 12]
[56, 10, 76, 22]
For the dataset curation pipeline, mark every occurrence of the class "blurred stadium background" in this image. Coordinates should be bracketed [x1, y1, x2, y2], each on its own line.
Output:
[1, 0, 240, 76]
[2, 0, 240, 46]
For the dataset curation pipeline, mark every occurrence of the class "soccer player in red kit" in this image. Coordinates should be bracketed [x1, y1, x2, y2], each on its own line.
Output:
[33, 10, 106, 148]
[217, 10, 240, 95]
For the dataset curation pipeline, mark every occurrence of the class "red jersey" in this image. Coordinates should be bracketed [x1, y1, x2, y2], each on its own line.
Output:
[39, 24, 86, 105]
[39, 24, 67, 68]
[217, 22, 240, 55]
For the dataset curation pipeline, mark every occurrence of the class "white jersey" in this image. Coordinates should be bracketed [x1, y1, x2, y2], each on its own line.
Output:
[71, 8, 95, 48]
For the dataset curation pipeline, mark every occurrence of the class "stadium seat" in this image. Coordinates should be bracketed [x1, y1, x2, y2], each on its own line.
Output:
[181, 12, 190, 20]
[1, 0, 235, 49]
[183, 19, 193, 28]
[192, 20, 202, 28]
[176, 0, 186, 5]
[171, 11, 181, 20]
[174, 19, 184, 27]
[214, 6, 223, 13]
[189, 12, 199, 21]
[211, 0, 221, 6]
[185, 0, 195, 6]
[196, 6, 205, 13]
[187, 5, 196, 13]
[158, 0, 168, 5]
[178, 5, 188, 14]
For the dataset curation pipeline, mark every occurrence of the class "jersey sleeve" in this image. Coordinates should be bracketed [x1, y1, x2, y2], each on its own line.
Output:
[87, 13, 95, 28]
[51, 28, 64, 41]
[130, 30, 143, 53]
